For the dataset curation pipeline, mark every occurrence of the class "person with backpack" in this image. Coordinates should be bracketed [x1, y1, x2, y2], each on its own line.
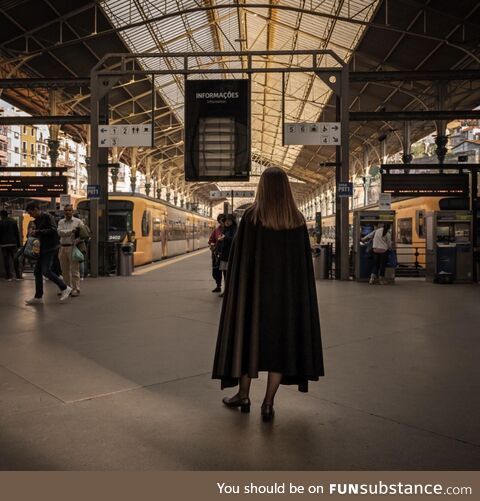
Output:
[25, 201, 72, 304]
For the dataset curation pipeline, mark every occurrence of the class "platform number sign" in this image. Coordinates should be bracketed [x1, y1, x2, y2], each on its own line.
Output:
[338, 182, 353, 197]
[87, 184, 100, 199]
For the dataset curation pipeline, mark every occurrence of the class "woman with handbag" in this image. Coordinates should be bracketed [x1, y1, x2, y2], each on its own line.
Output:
[212, 167, 324, 422]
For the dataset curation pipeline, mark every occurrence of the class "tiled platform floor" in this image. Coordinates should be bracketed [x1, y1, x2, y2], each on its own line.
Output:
[0, 250, 479, 470]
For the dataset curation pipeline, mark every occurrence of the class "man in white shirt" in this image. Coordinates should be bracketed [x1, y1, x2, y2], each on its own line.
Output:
[58, 204, 84, 296]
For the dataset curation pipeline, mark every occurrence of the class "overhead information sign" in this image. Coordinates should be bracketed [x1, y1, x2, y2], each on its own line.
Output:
[381, 173, 469, 197]
[98, 124, 152, 147]
[185, 79, 251, 182]
[210, 190, 255, 199]
[0, 176, 67, 197]
[284, 122, 341, 145]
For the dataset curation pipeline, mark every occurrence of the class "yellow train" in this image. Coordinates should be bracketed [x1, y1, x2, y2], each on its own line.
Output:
[306, 196, 442, 266]
[76, 194, 216, 267]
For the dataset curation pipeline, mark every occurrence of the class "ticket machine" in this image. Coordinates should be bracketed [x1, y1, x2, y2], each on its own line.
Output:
[425, 210, 473, 283]
[353, 210, 395, 281]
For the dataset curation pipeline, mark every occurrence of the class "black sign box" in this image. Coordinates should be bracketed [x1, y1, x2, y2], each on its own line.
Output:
[184, 79, 251, 181]
[381, 173, 469, 197]
[0, 176, 67, 197]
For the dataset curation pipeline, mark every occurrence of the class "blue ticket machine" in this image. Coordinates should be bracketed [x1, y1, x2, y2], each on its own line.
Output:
[425, 211, 473, 283]
[354, 210, 396, 281]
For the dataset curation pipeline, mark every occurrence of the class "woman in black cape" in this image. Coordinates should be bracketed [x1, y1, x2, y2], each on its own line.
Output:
[212, 167, 324, 421]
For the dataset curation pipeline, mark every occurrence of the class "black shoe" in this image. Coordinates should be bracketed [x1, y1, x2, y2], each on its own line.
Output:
[212, 287, 221, 292]
[222, 394, 251, 413]
[261, 403, 275, 422]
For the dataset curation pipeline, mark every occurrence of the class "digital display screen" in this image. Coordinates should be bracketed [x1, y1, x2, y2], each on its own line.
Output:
[381, 173, 469, 197]
[0, 176, 67, 197]
[184, 79, 251, 181]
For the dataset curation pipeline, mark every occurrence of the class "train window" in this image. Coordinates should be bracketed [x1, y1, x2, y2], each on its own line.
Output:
[398, 218, 413, 244]
[141, 210, 151, 237]
[109, 212, 132, 232]
[416, 210, 425, 238]
[153, 218, 162, 242]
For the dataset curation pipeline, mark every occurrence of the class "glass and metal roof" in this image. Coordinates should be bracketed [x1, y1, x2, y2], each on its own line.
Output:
[101, 0, 380, 190]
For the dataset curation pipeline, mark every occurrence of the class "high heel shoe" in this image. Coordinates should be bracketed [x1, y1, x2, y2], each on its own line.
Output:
[222, 394, 251, 413]
[261, 403, 275, 422]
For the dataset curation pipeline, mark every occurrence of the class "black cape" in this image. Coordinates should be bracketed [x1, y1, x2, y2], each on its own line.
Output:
[212, 209, 324, 392]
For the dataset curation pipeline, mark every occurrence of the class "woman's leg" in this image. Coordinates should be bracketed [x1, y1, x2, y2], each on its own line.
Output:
[238, 374, 251, 399]
[263, 372, 282, 405]
[378, 252, 388, 278]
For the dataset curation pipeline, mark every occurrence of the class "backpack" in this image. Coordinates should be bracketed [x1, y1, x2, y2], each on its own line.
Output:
[24, 236, 41, 259]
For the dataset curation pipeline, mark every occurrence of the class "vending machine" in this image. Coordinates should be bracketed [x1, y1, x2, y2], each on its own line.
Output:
[425, 210, 473, 283]
[353, 210, 396, 281]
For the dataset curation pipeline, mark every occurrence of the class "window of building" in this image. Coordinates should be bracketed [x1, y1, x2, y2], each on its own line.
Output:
[14, 132, 19, 139]
[22, 141, 26, 153]
[23, 126, 26, 134]
[14, 146, 19, 154]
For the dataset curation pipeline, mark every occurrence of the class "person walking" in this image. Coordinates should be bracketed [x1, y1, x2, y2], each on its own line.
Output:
[58, 204, 85, 297]
[25, 201, 72, 304]
[362, 223, 392, 285]
[216, 214, 237, 298]
[0, 210, 22, 281]
[212, 167, 324, 421]
[208, 214, 225, 293]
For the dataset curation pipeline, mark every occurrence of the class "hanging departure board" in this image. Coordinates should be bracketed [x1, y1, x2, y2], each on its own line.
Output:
[0, 176, 67, 197]
[381, 173, 469, 197]
[184, 79, 251, 181]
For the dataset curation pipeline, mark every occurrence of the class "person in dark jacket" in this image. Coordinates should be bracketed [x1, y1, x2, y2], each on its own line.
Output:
[25, 201, 72, 304]
[208, 213, 225, 292]
[212, 167, 324, 422]
[0, 210, 22, 281]
[216, 214, 237, 298]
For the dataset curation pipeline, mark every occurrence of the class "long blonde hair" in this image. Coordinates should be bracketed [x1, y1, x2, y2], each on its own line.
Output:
[250, 167, 305, 230]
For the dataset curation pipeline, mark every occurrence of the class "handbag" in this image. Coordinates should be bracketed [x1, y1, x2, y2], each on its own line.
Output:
[72, 245, 85, 263]
[24, 236, 40, 259]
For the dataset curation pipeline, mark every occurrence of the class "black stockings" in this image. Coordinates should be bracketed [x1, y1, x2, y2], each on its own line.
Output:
[237, 372, 282, 405]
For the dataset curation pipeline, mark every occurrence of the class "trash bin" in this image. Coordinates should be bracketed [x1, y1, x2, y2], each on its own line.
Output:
[117, 243, 134, 276]
[313, 245, 330, 280]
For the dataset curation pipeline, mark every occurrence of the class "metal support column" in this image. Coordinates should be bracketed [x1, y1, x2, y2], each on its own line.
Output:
[89, 75, 110, 277]
[472, 169, 478, 282]
[402, 121, 413, 166]
[339, 65, 350, 280]
[435, 83, 448, 166]
[98, 97, 109, 274]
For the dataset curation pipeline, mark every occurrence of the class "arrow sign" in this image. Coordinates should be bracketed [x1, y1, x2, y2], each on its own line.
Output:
[284, 122, 341, 145]
[98, 124, 153, 147]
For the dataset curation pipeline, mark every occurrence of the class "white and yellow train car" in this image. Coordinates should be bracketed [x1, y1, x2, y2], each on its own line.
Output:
[77, 194, 215, 267]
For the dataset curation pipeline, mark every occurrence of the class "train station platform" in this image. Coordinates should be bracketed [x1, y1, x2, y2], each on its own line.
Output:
[0, 250, 479, 471]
